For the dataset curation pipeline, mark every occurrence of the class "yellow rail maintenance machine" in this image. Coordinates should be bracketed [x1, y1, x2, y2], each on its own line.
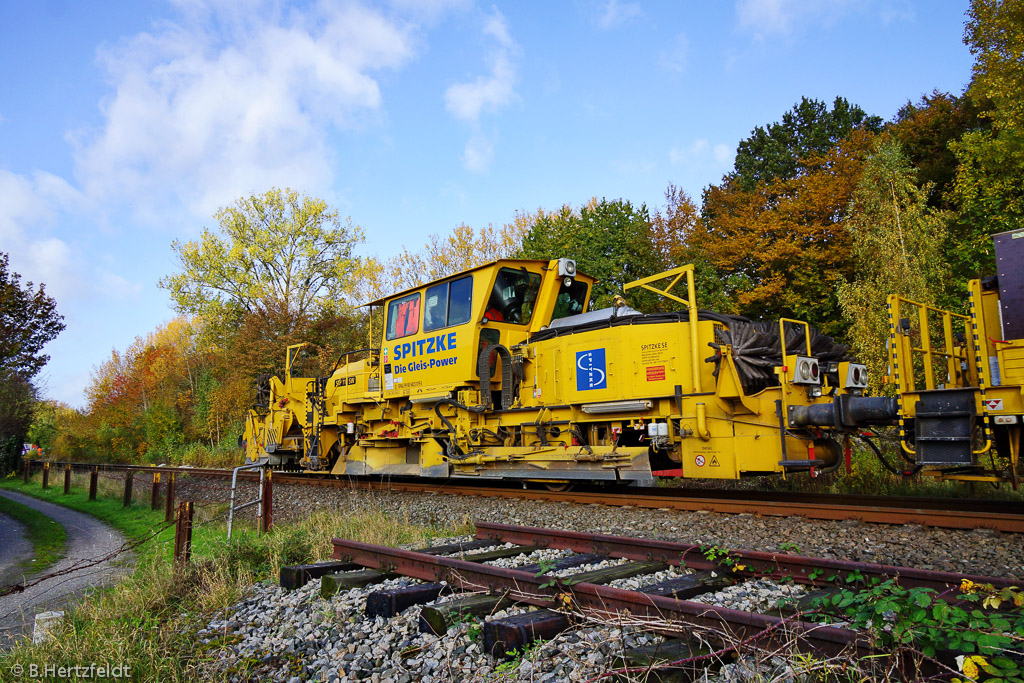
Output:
[887, 229, 1024, 487]
[244, 259, 897, 486]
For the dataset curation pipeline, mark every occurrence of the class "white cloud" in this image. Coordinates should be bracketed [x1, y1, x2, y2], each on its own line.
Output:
[659, 32, 689, 74]
[735, 0, 859, 38]
[0, 169, 86, 304]
[669, 139, 735, 172]
[444, 55, 516, 122]
[387, 0, 473, 25]
[596, 0, 643, 30]
[72, 0, 417, 222]
[443, 7, 519, 173]
[461, 131, 494, 173]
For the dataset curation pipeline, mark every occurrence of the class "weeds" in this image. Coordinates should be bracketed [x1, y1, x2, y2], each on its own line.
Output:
[0, 473, 471, 681]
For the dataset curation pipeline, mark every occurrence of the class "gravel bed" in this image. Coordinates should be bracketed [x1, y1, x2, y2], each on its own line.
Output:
[177, 477, 1024, 579]
[181, 476, 1024, 681]
[195, 567, 810, 682]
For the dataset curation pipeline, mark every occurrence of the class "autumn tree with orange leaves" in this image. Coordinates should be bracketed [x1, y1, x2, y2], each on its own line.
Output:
[695, 129, 876, 335]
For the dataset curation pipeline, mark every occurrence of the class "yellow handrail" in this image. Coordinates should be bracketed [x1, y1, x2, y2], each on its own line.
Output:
[624, 265, 701, 393]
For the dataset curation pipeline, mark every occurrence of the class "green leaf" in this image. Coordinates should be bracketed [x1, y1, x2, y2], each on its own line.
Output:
[914, 592, 933, 608]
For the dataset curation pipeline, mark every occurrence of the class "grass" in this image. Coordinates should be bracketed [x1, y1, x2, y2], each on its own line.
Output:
[0, 471, 472, 681]
[0, 492, 67, 578]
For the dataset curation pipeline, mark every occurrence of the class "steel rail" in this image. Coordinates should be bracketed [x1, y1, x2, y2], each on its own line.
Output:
[274, 475, 1024, 533]
[331, 536, 871, 658]
[473, 522, 1019, 591]
[29, 460, 1024, 532]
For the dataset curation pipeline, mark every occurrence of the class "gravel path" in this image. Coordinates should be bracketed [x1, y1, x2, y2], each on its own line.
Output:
[0, 490, 133, 649]
[0, 511, 33, 590]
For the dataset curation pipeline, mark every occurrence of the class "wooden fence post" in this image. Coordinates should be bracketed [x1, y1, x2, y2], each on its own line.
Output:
[63, 464, 71, 495]
[89, 467, 98, 501]
[260, 469, 273, 533]
[151, 471, 161, 510]
[174, 501, 194, 565]
[23, 459, 30, 484]
[122, 471, 134, 508]
[164, 474, 175, 523]
[42, 463, 49, 490]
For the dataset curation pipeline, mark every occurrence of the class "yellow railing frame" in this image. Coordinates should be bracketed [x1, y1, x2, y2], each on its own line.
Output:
[624, 265, 702, 393]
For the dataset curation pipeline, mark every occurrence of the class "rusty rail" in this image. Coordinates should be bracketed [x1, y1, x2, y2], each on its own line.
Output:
[473, 522, 1018, 591]
[331, 535, 870, 658]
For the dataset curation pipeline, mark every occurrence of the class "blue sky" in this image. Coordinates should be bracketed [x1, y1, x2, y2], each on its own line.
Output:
[0, 0, 974, 407]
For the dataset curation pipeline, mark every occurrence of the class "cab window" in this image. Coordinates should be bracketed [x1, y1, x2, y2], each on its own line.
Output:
[386, 293, 420, 340]
[424, 276, 473, 332]
[484, 268, 542, 325]
[552, 279, 589, 320]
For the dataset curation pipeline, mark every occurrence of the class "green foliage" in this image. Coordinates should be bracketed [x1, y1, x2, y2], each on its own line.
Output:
[700, 544, 748, 573]
[0, 252, 64, 473]
[837, 139, 951, 392]
[517, 198, 665, 310]
[534, 557, 559, 589]
[160, 187, 364, 325]
[1, 475, 470, 681]
[730, 96, 883, 191]
[891, 90, 988, 210]
[949, 0, 1024, 277]
[811, 578, 1024, 682]
[0, 252, 66, 380]
[0, 374, 37, 475]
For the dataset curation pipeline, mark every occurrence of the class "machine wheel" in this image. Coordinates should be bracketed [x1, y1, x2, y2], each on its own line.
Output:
[541, 481, 574, 492]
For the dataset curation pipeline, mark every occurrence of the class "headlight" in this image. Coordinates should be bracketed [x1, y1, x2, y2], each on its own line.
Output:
[792, 356, 820, 385]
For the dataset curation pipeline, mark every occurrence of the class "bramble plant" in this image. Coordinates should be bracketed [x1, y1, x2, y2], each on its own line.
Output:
[810, 578, 1024, 682]
[534, 558, 558, 589]
[700, 544, 748, 573]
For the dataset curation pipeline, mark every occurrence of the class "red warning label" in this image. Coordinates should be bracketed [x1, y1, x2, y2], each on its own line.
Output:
[645, 365, 666, 381]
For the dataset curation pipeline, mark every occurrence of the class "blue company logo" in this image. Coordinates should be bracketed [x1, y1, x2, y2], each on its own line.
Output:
[576, 348, 607, 391]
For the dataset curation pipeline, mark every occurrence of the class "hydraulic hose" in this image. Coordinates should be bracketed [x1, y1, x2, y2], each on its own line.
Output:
[857, 434, 921, 477]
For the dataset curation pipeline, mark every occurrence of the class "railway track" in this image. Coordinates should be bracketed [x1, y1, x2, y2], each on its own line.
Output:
[29, 460, 1024, 533]
[290, 522, 1016, 679]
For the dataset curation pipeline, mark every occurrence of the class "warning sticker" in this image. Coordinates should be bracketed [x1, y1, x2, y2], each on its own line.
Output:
[710, 455, 720, 467]
[695, 455, 705, 467]
[985, 399, 1004, 411]
[646, 365, 666, 382]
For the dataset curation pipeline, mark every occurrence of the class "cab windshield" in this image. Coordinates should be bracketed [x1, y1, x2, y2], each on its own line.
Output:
[484, 268, 542, 325]
[552, 279, 588, 320]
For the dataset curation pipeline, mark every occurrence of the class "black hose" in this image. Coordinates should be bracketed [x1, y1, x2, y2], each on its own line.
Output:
[857, 434, 921, 477]
[433, 399, 485, 460]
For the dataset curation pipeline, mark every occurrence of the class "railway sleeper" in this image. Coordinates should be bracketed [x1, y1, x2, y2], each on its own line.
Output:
[303, 539, 503, 595]
[417, 553, 609, 634]
[610, 638, 734, 683]
[324, 543, 540, 600]
[280, 561, 360, 590]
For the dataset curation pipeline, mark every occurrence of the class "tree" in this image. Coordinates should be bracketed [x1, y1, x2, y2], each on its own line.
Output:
[0, 253, 66, 379]
[730, 96, 883, 191]
[697, 129, 877, 335]
[160, 188, 364, 327]
[837, 139, 950, 391]
[649, 184, 738, 313]
[0, 373, 36, 475]
[0, 252, 64, 473]
[890, 90, 988, 209]
[517, 198, 662, 309]
[949, 0, 1024, 275]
